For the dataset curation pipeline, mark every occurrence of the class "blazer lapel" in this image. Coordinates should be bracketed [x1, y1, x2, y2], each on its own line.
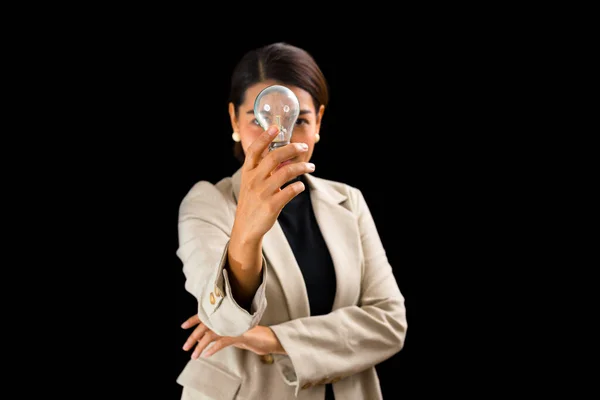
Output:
[262, 220, 311, 320]
[304, 174, 361, 311]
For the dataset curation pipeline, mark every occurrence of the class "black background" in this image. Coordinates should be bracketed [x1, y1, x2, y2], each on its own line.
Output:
[7, 6, 572, 397]
[44, 29, 518, 398]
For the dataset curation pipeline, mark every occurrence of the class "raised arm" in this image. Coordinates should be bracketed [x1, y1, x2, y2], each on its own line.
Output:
[177, 125, 315, 337]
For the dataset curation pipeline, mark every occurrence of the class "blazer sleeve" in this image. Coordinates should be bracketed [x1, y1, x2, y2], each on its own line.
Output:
[269, 187, 407, 394]
[176, 181, 268, 337]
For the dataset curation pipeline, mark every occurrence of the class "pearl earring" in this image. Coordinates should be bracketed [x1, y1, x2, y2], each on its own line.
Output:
[232, 132, 241, 142]
[315, 133, 320, 143]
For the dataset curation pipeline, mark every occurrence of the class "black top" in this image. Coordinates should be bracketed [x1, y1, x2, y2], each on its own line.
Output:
[277, 175, 337, 399]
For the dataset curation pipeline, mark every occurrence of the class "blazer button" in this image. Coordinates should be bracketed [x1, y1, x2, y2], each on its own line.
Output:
[260, 354, 274, 364]
[209, 292, 216, 305]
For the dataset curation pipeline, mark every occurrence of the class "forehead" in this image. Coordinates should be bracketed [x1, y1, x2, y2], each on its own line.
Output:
[243, 81, 315, 113]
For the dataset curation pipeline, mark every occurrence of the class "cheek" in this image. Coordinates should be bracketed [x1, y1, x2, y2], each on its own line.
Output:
[240, 129, 264, 154]
[290, 131, 314, 147]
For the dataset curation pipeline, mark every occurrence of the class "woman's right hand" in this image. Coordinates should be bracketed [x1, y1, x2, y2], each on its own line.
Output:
[225, 125, 314, 306]
[232, 125, 315, 246]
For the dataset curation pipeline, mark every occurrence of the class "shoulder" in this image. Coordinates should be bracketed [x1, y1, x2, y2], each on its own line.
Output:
[182, 177, 233, 202]
[178, 176, 236, 219]
[306, 174, 366, 210]
[311, 174, 359, 193]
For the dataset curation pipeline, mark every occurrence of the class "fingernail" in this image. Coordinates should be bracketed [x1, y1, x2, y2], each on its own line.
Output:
[268, 126, 278, 135]
[299, 143, 308, 150]
[307, 163, 315, 171]
[181, 322, 187, 328]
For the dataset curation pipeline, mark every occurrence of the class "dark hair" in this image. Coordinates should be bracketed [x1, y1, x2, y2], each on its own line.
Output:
[229, 42, 329, 164]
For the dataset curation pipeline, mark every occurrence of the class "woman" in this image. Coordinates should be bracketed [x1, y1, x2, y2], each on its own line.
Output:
[176, 42, 407, 400]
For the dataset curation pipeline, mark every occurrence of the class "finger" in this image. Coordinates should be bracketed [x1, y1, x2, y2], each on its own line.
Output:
[271, 180, 306, 209]
[243, 125, 280, 171]
[204, 336, 237, 357]
[263, 162, 315, 195]
[256, 142, 309, 179]
[192, 330, 218, 359]
[183, 323, 209, 351]
[181, 314, 201, 329]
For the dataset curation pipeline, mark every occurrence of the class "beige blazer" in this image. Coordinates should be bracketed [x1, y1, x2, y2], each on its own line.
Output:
[176, 167, 407, 399]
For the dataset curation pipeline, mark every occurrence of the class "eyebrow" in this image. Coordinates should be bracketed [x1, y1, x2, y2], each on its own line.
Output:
[246, 109, 313, 116]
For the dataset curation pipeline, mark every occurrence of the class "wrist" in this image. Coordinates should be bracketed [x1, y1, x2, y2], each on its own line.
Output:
[230, 225, 262, 251]
[268, 327, 287, 355]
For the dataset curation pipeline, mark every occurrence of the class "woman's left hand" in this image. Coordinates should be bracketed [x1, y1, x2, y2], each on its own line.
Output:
[181, 314, 286, 359]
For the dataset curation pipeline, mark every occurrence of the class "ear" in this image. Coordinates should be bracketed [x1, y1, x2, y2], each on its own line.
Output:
[315, 104, 325, 134]
[228, 102, 239, 132]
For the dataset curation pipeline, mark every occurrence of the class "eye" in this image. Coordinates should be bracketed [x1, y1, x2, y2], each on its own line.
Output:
[251, 119, 260, 126]
[295, 118, 309, 126]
